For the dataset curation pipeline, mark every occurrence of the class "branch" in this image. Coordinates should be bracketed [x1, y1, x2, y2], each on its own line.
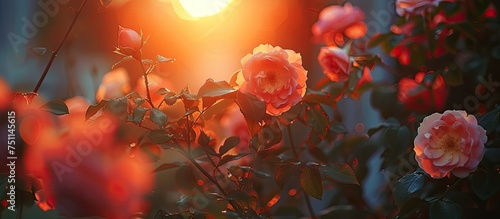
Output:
[33, 0, 89, 93]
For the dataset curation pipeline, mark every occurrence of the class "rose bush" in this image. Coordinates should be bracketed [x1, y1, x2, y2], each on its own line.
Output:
[1, 1, 499, 218]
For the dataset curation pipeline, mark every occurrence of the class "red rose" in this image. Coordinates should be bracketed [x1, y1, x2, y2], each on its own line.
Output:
[117, 26, 142, 56]
[398, 72, 448, 113]
[317, 47, 350, 82]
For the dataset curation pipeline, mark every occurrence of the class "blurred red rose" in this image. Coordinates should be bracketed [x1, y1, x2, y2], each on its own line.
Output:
[118, 26, 142, 56]
[318, 47, 351, 82]
[396, 0, 448, 16]
[239, 44, 307, 116]
[398, 72, 448, 113]
[312, 3, 367, 41]
[96, 68, 131, 101]
[414, 110, 487, 178]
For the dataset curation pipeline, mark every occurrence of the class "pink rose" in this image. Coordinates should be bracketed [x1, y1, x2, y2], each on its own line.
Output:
[312, 3, 367, 40]
[396, 0, 451, 16]
[318, 47, 350, 82]
[239, 44, 307, 116]
[96, 68, 131, 101]
[117, 26, 142, 56]
[414, 110, 487, 179]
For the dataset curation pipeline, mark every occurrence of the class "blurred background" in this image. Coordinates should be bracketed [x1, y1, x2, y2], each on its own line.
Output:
[0, 0, 396, 218]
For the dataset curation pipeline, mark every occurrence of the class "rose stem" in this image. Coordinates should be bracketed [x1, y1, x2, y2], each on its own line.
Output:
[33, 0, 89, 93]
[287, 125, 317, 219]
[137, 59, 155, 108]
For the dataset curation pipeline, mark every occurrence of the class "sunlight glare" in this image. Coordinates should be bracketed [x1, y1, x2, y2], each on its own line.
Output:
[174, 0, 234, 20]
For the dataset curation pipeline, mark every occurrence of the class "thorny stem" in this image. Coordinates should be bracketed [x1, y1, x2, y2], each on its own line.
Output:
[33, 0, 89, 93]
[286, 125, 317, 219]
[137, 59, 155, 108]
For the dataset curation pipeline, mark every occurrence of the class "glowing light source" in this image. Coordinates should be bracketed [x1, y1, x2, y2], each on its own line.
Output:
[171, 0, 234, 20]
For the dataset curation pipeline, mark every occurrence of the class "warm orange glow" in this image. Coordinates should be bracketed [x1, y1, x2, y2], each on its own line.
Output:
[171, 0, 234, 20]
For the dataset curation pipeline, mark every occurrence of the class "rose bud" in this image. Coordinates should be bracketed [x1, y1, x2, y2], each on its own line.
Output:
[117, 26, 142, 57]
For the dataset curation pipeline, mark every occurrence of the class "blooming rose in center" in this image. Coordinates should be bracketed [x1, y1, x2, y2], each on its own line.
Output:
[239, 44, 307, 116]
[414, 110, 487, 179]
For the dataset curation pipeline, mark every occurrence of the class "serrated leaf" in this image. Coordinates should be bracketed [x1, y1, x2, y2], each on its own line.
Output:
[149, 130, 173, 144]
[40, 99, 69, 115]
[236, 91, 265, 122]
[393, 173, 425, 206]
[198, 79, 236, 98]
[156, 55, 175, 63]
[300, 166, 323, 200]
[430, 199, 463, 219]
[85, 100, 108, 120]
[302, 103, 329, 135]
[156, 88, 171, 95]
[154, 162, 185, 172]
[150, 108, 168, 127]
[217, 153, 249, 167]
[219, 136, 240, 156]
[320, 163, 359, 185]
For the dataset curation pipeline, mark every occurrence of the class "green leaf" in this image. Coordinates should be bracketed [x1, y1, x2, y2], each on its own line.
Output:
[320, 163, 359, 185]
[430, 199, 463, 219]
[226, 190, 250, 201]
[40, 99, 69, 115]
[149, 130, 173, 144]
[112, 56, 134, 69]
[302, 103, 329, 136]
[236, 91, 265, 122]
[156, 55, 175, 63]
[130, 107, 148, 124]
[393, 173, 425, 206]
[217, 153, 249, 167]
[198, 79, 236, 98]
[197, 131, 211, 146]
[470, 169, 500, 200]
[250, 168, 272, 179]
[150, 108, 168, 127]
[397, 197, 426, 218]
[275, 165, 294, 190]
[219, 136, 240, 156]
[300, 166, 323, 200]
[105, 98, 128, 120]
[154, 162, 185, 172]
[479, 108, 500, 135]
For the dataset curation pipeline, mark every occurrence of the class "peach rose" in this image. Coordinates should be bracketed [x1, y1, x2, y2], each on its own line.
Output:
[318, 47, 350, 82]
[312, 3, 367, 40]
[96, 68, 131, 102]
[396, 0, 451, 16]
[398, 72, 448, 113]
[239, 44, 307, 116]
[414, 110, 487, 178]
[117, 26, 142, 56]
